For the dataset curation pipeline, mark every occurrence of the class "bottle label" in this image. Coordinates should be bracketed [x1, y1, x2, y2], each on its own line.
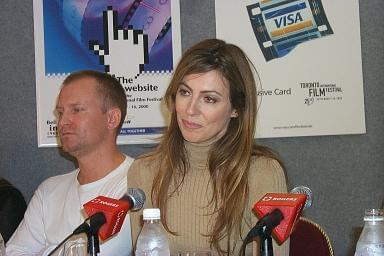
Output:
[355, 243, 384, 255]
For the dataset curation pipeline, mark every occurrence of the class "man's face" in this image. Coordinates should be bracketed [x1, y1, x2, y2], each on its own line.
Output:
[56, 77, 110, 157]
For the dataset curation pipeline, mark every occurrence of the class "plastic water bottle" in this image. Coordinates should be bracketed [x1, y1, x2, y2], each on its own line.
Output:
[354, 209, 384, 256]
[136, 208, 170, 256]
[0, 232, 5, 256]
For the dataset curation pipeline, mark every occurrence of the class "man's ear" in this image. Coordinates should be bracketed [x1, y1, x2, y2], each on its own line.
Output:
[107, 108, 122, 130]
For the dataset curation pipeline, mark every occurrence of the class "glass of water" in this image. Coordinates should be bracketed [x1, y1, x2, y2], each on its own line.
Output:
[0, 233, 5, 256]
[173, 251, 212, 256]
[63, 238, 88, 256]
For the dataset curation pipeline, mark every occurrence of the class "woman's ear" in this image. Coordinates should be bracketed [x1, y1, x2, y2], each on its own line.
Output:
[231, 109, 238, 118]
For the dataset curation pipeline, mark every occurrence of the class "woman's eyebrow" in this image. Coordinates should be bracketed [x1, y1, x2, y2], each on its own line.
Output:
[179, 82, 224, 96]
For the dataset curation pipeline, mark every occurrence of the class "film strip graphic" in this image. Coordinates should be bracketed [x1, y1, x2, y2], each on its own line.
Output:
[247, 0, 333, 61]
[121, 0, 143, 24]
[119, 0, 171, 52]
[154, 17, 172, 44]
[120, 0, 173, 74]
[49, 0, 172, 75]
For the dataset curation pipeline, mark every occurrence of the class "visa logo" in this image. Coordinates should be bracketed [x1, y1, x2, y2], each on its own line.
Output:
[274, 12, 304, 28]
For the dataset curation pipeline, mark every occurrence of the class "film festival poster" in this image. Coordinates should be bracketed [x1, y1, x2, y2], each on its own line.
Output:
[33, 0, 182, 146]
[216, 0, 365, 138]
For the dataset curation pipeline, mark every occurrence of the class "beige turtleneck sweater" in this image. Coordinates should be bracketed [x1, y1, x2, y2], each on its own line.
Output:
[127, 142, 289, 256]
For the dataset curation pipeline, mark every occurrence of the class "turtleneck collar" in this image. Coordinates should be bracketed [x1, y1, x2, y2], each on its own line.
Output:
[184, 140, 213, 168]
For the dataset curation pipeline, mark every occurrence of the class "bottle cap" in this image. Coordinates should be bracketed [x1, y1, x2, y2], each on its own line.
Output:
[143, 208, 161, 220]
[364, 209, 384, 222]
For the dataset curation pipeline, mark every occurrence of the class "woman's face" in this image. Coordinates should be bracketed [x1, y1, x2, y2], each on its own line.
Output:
[175, 70, 237, 144]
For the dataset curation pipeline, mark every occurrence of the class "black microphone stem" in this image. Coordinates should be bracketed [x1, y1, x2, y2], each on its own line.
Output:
[258, 209, 283, 256]
[239, 209, 283, 256]
[87, 232, 100, 256]
[87, 212, 106, 256]
[260, 228, 274, 256]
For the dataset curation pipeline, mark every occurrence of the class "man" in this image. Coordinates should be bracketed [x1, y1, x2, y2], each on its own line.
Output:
[6, 70, 134, 255]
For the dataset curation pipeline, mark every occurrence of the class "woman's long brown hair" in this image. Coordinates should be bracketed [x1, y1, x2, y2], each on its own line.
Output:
[146, 39, 285, 254]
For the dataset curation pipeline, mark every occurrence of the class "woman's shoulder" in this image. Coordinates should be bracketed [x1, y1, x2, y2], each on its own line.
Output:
[250, 154, 284, 173]
[249, 154, 287, 192]
[128, 153, 161, 179]
[130, 153, 161, 169]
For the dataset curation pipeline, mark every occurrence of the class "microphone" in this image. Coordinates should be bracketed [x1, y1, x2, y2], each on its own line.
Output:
[290, 185, 312, 209]
[47, 188, 146, 256]
[83, 188, 146, 240]
[252, 186, 313, 244]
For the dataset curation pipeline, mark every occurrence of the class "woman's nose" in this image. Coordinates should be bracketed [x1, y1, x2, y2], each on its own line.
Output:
[186, 99, 200, 115]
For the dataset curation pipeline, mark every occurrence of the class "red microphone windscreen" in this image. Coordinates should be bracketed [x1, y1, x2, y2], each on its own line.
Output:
[83, 196, 131, 240]
[253, 193, 307, 244]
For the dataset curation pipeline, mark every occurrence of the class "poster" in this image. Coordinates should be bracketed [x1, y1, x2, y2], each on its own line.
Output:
[216, 0, 365, 138]
[33, 0, 181, 146]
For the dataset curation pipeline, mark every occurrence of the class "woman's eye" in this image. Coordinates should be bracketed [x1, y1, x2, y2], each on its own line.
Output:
[205, 96, 217, 103]
[178, 88, 190, 96]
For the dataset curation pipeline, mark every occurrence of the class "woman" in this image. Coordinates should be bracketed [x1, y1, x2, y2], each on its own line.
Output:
[128, 39, 289, 255]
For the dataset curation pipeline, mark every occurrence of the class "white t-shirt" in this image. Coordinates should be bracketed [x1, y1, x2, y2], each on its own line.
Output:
[6, 155, 134, 256]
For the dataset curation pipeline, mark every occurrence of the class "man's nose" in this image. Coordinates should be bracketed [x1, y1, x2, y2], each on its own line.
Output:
[58, 111, 70, 128]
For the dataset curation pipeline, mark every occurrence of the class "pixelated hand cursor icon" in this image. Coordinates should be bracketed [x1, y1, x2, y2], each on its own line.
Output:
[90, 6, 149, 80]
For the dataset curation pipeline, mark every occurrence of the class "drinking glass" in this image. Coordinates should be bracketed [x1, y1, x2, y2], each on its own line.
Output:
[63, 238, 88, 256]
[0, 233, 5, 256]
[173, 251, 212, 256]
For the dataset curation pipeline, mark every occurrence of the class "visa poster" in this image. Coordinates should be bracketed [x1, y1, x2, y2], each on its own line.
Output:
[33, 0, 181, 146]
[216, 0, 366, 138]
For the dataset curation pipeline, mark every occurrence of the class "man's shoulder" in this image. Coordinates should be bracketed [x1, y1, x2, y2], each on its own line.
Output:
[38, 169, 78, 192]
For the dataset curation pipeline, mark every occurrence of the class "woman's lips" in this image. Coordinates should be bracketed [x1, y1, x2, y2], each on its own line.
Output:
[182, 119, 202, 129]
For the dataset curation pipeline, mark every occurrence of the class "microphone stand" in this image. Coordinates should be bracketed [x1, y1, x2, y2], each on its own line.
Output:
[259, 225, 274, 256]
[239, 209, 283, 256]
[87, 212, 106, 256]
[87, 231, 100, 256]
